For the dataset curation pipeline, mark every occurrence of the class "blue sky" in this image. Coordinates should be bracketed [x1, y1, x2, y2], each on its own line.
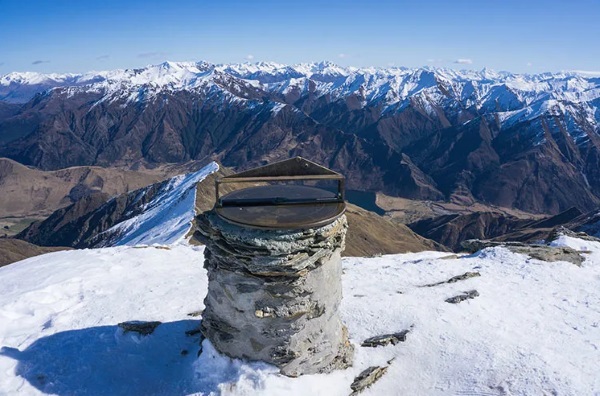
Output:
[1, 0, 598, 74]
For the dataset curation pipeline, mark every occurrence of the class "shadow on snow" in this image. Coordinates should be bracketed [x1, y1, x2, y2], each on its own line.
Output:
[0, 319, 265, 395]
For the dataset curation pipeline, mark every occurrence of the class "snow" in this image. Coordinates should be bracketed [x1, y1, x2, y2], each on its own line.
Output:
[292, 61, 350, 80]
[0, 246, 207, 395]
[1, 239, 599, 395]
[550, 234, 600, 254]
[100, 162, 219, 247]
[2, 61, 599, 143]
[4, 61, 599, 110]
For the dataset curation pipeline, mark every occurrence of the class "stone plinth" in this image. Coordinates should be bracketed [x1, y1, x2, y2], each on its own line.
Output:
[196, 211, 353, 377]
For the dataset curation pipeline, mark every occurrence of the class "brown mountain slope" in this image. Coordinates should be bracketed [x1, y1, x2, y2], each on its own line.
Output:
[0, 157, 217, 237]
[408, 212, 534, 251]
[343, 204, 447, 256]
[0, 157, 169, 219]
[409, 207, 585, 251]
[16, 162, 447, 255]
[0, 238, 71, 267]
[376, 193, 545, 224]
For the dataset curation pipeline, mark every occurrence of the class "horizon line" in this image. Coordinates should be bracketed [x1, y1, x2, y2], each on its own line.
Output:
[2, 59, 599, 78]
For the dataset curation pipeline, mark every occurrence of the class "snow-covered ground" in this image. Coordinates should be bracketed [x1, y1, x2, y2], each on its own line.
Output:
[0, 237, 598, 395]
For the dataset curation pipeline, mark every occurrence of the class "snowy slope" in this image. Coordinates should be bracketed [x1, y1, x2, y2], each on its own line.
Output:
[99, 162, 219, 246]
[0, 238, 598, 395]
[0, 71, 105, 103]
[2, 61, 599, 129]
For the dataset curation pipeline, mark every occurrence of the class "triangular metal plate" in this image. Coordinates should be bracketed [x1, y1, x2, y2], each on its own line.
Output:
[222, 157, 341, 179]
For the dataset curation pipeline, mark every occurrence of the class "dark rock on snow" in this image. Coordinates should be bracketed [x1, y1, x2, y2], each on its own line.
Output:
[546, 226, 600, 244]
[361, 330, 410, 348]
[350, 365, 389, 395]
[118, 321, 162, 336]
[445, 290, 480, 304]
[423, 271, 481, 287]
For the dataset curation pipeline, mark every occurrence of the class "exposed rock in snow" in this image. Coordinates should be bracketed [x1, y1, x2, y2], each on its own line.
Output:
[350, 365, 389, 395]
[0, 236, 599, 394]
[361, 330, 410, 348]
[445, 290, 480, 304]
[118, 321, 162, 336]
[544, 212, 600, 242]
[422, 271, 481, 287]
[461, 239, 586, 266]
[547, 226, 600, 243]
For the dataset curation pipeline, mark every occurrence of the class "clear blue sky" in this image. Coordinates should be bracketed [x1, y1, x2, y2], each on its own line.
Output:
[1, 0, 598, 74]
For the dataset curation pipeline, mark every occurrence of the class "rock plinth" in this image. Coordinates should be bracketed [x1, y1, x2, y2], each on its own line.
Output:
[196, 211, 353, 377]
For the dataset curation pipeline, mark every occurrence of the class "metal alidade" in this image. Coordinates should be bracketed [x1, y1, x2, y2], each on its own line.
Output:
[215, 157, 346, 229]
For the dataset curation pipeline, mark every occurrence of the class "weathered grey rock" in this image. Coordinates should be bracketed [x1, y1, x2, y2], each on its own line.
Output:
[423, 271, 480, 287]
[361, 330, 409, 347]
[187, 310, 203, 317]
[461, 239, 585, 266]
[461, 239, 533, 253]
[445, 290, 479, 304]
[196, 211, 353, 377]
[546, 226, 600, 244]
[350, 365, 389, 395]
[118, 321, 161, 336]
[507, 245, 585, 266]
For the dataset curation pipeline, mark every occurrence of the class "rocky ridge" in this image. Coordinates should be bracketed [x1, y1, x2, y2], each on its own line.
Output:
[408, 206, 600, 251]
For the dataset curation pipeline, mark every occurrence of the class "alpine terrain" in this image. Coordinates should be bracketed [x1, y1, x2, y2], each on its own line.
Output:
[0, 189, 598, 395]
[2, 62, 600, 215]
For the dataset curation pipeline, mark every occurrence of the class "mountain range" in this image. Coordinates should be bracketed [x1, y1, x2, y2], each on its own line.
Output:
[1, 61, 600, 214]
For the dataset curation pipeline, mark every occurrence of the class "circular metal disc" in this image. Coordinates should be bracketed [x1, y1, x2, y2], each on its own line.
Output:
[216, 185, 346, 230]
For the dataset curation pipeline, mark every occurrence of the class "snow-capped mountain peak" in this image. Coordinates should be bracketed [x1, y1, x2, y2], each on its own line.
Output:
[2, 60, 600, 110]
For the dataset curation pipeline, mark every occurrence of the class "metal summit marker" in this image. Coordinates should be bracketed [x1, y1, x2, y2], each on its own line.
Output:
[214, 156, 346, 229]
[196, 157, 353, 377]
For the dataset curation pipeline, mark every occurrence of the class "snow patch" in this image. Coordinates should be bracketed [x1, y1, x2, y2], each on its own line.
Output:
[101, 162, 218, 246]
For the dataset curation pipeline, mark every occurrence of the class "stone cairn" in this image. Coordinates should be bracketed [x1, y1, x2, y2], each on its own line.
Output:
[196, 210, 354, 377]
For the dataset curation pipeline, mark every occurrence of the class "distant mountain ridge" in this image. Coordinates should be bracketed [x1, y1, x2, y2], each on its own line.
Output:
[1, 61, 600, 214]
[3, 61, 599, 109]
